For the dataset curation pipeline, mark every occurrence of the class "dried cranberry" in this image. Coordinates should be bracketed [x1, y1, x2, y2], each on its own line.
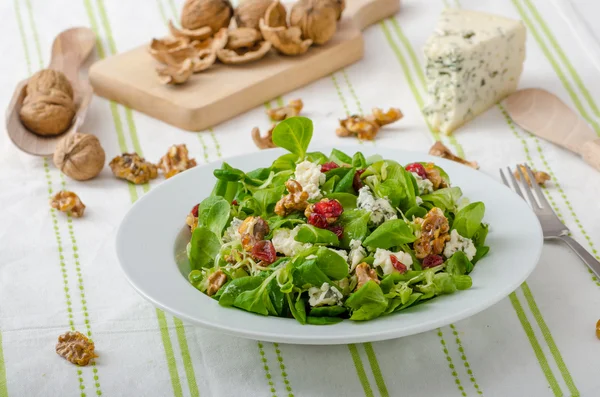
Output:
[390, 255, 407, 273]
[327, 225, 344, 239]
[321, 162, 340, 173]
[251, 240, 277, 264]
[231, 200, 238, 206]
[313, 199, 344, 220]
[191, 204, 199, 218]
[308, 212, 329, 229]
[405, 163, 428, 180]
[422, 254, 444, 269]
[353, 169, 366, 191]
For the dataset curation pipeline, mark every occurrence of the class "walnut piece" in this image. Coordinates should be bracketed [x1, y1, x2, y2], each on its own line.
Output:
[424, 163, 447, 190]
[217, 40, 272, 64]
[20, 90, 76, 136]
[168, 20, 212, 42]
[429, 141, 479, 169]
[514, 165, 551, 186]
[50, 191, 86, 218]
[181, 0, 233, 33]
[157, 144, 197, 179]
[109, 153, 159, 184]
[336, 107, 403, 140]
[235, 0, 274, 30]
[355, 263, 379, 290]
[207, 270, 227, 296]
[290, 0, 338, 45]
[275, 180, 309, 217]
[56, 331, 97, 366]
[53, 132, 106, 181]
[226, 27, 262, 50]
[266, 99, 303, 121]
[157, 58, 194, 85]
[252, 125, 276, 149]
[413, 207, 450, 259]
[239, 216, 270, 252]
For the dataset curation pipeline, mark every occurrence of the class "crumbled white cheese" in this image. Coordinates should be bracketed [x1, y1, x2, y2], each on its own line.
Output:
[423, 9, 526, 134]
[223, 217, 243, 242]
[293, 160, 326, 200]
[308, 282, 343, 307]
[348, 239, 367, 272]
[416, 196, 424, 206]
[328, 248, 349, 262]
[373, 248, 413, 275]
[357, 186, 398, 227]
[271, 226, 312, 257]
[443, 229, 477, 260]
[411, 172, 434, 195]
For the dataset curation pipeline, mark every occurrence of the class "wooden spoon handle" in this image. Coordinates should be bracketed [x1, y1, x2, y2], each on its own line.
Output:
[48, 27, 96, 81]
[581, 139, 600, 171]
[345, 0, 400, 31]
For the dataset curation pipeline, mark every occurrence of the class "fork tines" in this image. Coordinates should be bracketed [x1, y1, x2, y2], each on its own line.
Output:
[499, 164, 549, 212]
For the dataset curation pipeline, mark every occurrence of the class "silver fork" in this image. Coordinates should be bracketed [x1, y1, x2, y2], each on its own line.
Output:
[500, 164, 600, 278]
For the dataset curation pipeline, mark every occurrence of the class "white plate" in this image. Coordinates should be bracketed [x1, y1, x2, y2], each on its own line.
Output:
[116, 146, 542, 345]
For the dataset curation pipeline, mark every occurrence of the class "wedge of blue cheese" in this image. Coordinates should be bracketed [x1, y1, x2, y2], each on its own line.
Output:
[423, 9, 526, 134]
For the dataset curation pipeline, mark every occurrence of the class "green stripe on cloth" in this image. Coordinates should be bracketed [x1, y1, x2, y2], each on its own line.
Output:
[449, 324, 483, 395]
[511, 0, 600, 136]
[257, 342, 278, 397]
[173, 318, 200, 397]
[157, 310, 184, 397]
[347, 345, 375, 397]
[331, 73, 351, 116]
[273, 343, 294, 397]
[363, 343, 389, 397]
[521, 283, 579, 396]
[24, 0, 43, 67]
[341, 70, 364, 115]
[437, 329, 467, 397]
[523, 0, 600, 118]
[388, 17, 465, 157]
[0, 331, 7, 397]
[509, 293, 562, 396]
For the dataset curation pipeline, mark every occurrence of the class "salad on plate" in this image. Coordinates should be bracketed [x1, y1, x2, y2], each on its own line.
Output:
[184, 117, 489, 324]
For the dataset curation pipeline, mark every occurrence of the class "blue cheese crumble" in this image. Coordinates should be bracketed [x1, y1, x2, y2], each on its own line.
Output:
[443, 229, 477, 260]
[294, 160, 326, 200]
[308, 282, 343, 307]
[357, 186, 397, 227]
[412, 172, 434, 195]
[271, 226, 312, 257]
[373, 249, 413, 275]
[348, 239, 367, 272]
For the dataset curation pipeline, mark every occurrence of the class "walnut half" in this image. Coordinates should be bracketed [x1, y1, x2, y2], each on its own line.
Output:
[56, 331, 97, 366]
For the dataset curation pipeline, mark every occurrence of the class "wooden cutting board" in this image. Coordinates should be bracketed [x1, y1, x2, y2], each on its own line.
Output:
[89, 0, 400, 132]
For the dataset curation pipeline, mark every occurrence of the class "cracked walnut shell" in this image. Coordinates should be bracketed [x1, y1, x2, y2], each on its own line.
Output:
[413, 207, 450, 259]
[266, 99, 303, 121]
[53, 132, 106, 181]
[168, 20, 212, 42]
[157, 58, 194, 85]
[109, 153, 158, 184]
[514, 165, 550, 186]
[217, 40, 272, 64]
[181, 0, 233, 33]
[429, 141, 479, 169]
[50, 191, 86, 218]
[235, 0, 275, 30]
[226, 27, 262, 50]
[157, 144, 197, 178]
[56, 331, 97, 366]
[275, 180, 309, 217]
[290, 0, 338, 45]
[259, 20, 312, 56]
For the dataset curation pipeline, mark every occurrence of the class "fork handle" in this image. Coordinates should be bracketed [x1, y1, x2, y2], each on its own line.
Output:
[559, 235, 600, 278]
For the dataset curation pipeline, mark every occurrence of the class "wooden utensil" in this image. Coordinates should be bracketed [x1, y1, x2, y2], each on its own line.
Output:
[88, 0, 400, 132]
[6, 27, 96, 157]
[505, 88, 600, 171]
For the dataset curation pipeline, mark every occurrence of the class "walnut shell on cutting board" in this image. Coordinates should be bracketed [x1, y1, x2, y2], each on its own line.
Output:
[20, 91, 76, 136]
[181, 0, 233, 33]
[235, 0, 275, 30]
[290, 0, 339, 45]
[53, 132, 106, 181]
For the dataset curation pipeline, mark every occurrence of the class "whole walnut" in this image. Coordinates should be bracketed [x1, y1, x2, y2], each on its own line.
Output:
[181, 0, 233, 33]
[235, 0, 273, 30]
[290, 0, 339, 45]
[27, 69, 74, 99]
[53, 132, 106, 181]
[20, 91, 76, 136]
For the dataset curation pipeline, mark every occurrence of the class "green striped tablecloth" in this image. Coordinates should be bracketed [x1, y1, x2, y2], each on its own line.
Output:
[1, 0, 600, 396]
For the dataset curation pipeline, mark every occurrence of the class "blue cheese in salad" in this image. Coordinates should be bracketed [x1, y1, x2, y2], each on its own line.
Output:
[412, 172, 434, 195]
[294, 160, 326, 200]
[222, 217, 243, 242]
[348, 239, 367, 272]
[357, 186, 397, 227]
[444, 229, 477, 260]
[423, 9, 526, 134]
[272, 226, 312, 257]
[308, 282, 344, 307]
[374, 249, 413, 275]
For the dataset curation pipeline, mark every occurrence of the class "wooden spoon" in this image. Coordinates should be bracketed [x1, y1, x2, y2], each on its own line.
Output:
[505, 88, 600, 171]
[5, 27, 96, 157]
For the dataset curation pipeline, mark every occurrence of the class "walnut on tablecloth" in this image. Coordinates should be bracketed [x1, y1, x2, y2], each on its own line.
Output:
[266, 99, 304, 121]
[429, 141, 479, 169]
[109, 153, 158, 184]
[157, 144, 197, 178]
[514, 164, 551, 186]
[251, 125, 276, 149]
[56, 331, 97, 366]
[50, 191, 86, 218]
[336, 107, 403, 140]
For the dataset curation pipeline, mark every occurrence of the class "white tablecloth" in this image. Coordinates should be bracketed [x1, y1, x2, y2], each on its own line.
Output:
[2, 0, 600, 396]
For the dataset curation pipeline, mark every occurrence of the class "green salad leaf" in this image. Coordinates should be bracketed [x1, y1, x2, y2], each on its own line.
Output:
[188, 226, 220, 270]
[345, 281, 388, 321]
[363, 219, 417, 249]
[453, 202, 485, 238]
[295, 225, 340, 246]
[198, 196, 230, 236]
[272, 117, 313, 160]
